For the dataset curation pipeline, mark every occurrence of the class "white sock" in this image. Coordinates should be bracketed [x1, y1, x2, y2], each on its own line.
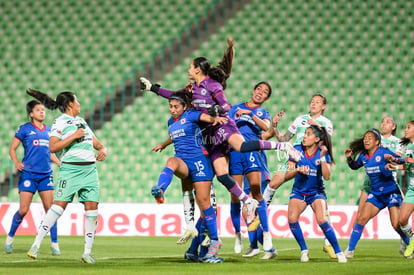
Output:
[401, 224, 414, 239]
[34, 205, 64, 247]
[84, 209, 98, 255]
[263, 186, 276, 206]
[183, 191, 195, 230]
[210, 186, 217, 212]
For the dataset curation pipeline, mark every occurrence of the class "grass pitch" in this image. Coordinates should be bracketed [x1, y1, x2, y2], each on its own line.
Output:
[1, 236, 412, 274]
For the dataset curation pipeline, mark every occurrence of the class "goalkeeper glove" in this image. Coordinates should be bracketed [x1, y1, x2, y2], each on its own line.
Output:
[207, 105, 224, 117]
[140, 77, 160, 94]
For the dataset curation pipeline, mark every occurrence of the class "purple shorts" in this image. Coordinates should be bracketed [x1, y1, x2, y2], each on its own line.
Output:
[202, 118, 240, 162]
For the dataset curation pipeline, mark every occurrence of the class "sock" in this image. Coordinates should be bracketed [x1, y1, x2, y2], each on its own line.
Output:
[8, 211, 24, 237]
[189, 219, 203, 253]
[289, 222, 307, 251]
[84, 209, 98, 255]
[348, 223, 364, 251]
[217, 174, 249, 202]
[210, 186, 217, 212]
[183, 191, 195, 230]
[324, 211, 332, 246]
[319, 221, 341, 253]
[157, 167, 174, 192]
[198, 218, 208, 257]
[248, 229, 258, 249]
[50, 222, 58, 243]
[401, 224, 414, 240]
[257, 225, 264, 246]
[263, 186, 276, 207]
[203, 206, 218, 240]
[230, 202, 241, 233]
[257, 199, 269, 232]
[33, 205, 64, 247]
[397, 229, 410, 245]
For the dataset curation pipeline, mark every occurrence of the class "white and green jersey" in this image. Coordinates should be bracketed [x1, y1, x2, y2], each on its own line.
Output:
[287, 114, 333, 146]
[51, 114, 95, 163]
[404, 142, 414, 188]
[381, 135, 402, 154]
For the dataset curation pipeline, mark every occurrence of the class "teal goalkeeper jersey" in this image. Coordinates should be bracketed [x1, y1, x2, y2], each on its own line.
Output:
[51, 114, 96, 163]
[287, 114, 333, 146]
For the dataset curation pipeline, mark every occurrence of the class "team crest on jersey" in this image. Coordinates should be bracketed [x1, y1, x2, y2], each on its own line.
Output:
[257, 111, 263, 117]
[316, 159, 321, 165]
[180, 118, 186, 124]
[24, 180, 31, 188]
[201, 89, 207, 95]
[375, 156, 381, 162]
[32, 139, 40, 146]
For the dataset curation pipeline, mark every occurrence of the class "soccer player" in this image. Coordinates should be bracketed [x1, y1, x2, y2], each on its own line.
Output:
[227, 81, 276, 259]
[4, 100, 61, 254]
[396, 120, 414, 258]
[262, 93, 336, 258]
[140, 37, 300, 225]
[344, 128, 408, 258]
[150, 93, 226, 263]
[25, 89, 107, 264]
[285, 126, 347, 263]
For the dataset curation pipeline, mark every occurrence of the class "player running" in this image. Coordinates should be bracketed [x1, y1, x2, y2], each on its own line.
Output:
[5, 100, 61, 255]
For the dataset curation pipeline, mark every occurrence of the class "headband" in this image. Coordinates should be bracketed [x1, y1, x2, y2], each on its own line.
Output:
[169, 95, 187, 105]
[366, 128, 382, 142]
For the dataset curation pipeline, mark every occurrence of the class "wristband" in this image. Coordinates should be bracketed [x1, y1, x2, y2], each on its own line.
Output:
[320, 156, 326, 162]
[248, 112, 254, 118]
[346, 156, 353, 162]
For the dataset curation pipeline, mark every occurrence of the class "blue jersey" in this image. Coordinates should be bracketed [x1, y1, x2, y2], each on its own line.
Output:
[348, 146, 404, 195]
[228, 103, 271, 141]
[14, 122, 52, 173]
[290, 144, 331, 195]
[168, 110, 205, 160]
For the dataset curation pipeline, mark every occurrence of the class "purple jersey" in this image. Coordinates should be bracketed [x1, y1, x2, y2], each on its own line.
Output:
[14, 122, 52, 173]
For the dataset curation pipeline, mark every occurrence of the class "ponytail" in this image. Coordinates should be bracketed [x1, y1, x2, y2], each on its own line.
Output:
[27, 88, 75, 113]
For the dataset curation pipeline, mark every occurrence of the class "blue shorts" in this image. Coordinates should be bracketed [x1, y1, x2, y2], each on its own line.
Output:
[290, 190, 327, 205]
[366, 190, 402, 210]
[18, 170, 54, 193]
[183, 156, 213, 183]
[229, 150, 268, 176]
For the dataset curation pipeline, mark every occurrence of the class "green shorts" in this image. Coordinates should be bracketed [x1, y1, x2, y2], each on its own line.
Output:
[403, 186, 414, 204]
[361, 174, 371, 194]
[54, 163, 100, 203]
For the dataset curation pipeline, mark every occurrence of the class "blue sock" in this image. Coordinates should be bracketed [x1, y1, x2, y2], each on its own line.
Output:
[289, 222, 307, 251]
[248, 230, 258, 249]
[198, 218, 208, 257]
[8, 211, 24, 237]
[203, 206, 218, 240]
[348, 223, 364, 251]
[257, 199, 269, 232]
[157, 167, 174, 192]
[50, 222, 58, 243]
[189, 219, 203, 253]
[257, 225, 264, 246]
[319, 221, 341, 253]
[397, 229, 410, 245]
[230, 202, 241, 233]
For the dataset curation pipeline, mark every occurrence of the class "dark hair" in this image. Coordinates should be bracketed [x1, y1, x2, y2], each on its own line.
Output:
[309, 125, 335, 164]
[26, 88, 75, 113]
[349, 128, 381, 157]
[254, 81, 272, 98]
[26, 100, 43, 121]
[400, 120, 414, 146]
[169, 91, 192, 108]
[382, 116, 397, 136]
[311, 93, 327, 114]
[193, 37, 234, 90]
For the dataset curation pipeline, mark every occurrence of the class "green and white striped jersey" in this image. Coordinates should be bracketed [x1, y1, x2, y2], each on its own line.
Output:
[404, 142, 414, 187]
[287, 114, 333, 146]
[381, 135, 402, 154]
[51, 114, 95, 163]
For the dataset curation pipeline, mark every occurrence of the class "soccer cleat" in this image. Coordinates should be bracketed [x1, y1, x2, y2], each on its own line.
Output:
[184, 249, 199, 262]
[261, 248, 278, 260]
[242, 247, 260, 258]
[81, 253, 96, 264]
[198, 253, 224, 263]
[234, 232, 243, 253]
[300, 250, 309, 262]
[247, 216, 261, 232]
[323, 244, 337, 259]
[208, 239, 223, 256]
[27, 245, 39, 259]
[404, 240, 414, 258]
[201, 235, 211, 247]
[400, 239, 408, 256]
[336, 252, 347, 263]
[51, 242, 61, 256]
[344, 248, 354, 259]
[243, 199, 258, 225]
[176, 229, 198, 245]
[280, 142, 302, 162]
[263, 232, 273, 251]
[151, 186, 164, 204]
[4, 236, 14, 254]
